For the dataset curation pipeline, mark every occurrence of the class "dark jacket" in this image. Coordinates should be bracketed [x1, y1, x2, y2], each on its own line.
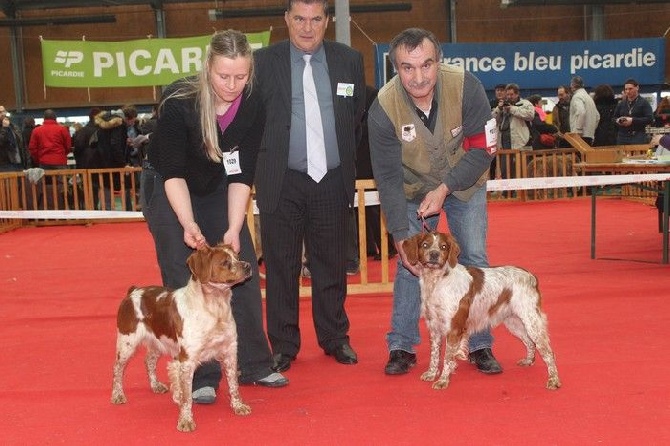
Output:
[149, 78, 265, 195]
[253, 40, 366, 213]
[0, 123, 23, 167]
[593, 96, 618, 147]
[72, 121, 101, 168]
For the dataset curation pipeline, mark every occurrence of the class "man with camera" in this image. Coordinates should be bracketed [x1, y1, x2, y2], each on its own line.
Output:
[613, 78, 653, 145]
[491, 83, 534, 180]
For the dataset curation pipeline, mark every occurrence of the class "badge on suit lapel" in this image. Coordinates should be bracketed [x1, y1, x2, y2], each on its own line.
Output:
[337, 83, 354, 97]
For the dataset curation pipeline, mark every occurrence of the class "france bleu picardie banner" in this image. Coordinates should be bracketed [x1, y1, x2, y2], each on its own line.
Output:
[41, 30, 271, 88]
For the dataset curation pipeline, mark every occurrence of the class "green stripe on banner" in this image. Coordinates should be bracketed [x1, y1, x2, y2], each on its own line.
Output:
[41, 30, 271, 88]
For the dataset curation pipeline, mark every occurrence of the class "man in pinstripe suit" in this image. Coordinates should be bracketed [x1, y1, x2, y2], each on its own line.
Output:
[253, 0, 365, 372]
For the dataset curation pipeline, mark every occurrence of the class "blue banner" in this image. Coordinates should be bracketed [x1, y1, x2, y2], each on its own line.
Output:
[374, 38, 665, 91]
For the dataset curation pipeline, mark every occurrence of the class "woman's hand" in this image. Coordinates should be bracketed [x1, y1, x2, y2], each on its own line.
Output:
[222, 229, 241, 253]
[183, 221, 206, 249]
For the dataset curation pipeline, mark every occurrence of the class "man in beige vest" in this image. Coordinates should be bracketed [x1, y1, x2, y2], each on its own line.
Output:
[368, 28, 502, 376]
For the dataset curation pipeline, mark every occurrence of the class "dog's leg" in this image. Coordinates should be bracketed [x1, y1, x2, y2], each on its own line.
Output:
[522, 310, 561, 390]
[433, 334, 461, 390]
[145, 343, 168, 394]
[420, 329, 441, 383]
[220, 341, 251, 416]
[111, 332, 138, 404]
[168, 360, 197, 432]
[509, 311, 561, 390]
[533, 329, 561, 390]
[503, 316, 536, 366]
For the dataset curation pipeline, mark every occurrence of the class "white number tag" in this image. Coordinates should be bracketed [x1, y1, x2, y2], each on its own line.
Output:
[223, 149, 241, 175]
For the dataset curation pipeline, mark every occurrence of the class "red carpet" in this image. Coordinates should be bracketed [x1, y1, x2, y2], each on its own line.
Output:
[1, 198, 669, 445]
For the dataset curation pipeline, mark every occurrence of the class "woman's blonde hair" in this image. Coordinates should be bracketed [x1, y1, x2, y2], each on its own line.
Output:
[160, 29, 254, 162]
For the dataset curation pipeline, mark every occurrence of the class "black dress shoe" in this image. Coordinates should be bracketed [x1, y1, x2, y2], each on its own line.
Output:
[468, 348, 503, 374]
[272, 353, 294, 372]
[384, 350, 416, 375]
[326, 343, 358, 365]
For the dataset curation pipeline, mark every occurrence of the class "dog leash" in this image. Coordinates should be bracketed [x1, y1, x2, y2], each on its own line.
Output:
[419, 214, 432, 234]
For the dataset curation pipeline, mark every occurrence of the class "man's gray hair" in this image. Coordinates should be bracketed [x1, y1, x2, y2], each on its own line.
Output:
[388, 28, 443, 70]
[571, 76, 584, 89]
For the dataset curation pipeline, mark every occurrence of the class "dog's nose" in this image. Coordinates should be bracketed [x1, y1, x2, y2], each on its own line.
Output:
[429, 251, 440, 262]
[242, 262, 251, 277]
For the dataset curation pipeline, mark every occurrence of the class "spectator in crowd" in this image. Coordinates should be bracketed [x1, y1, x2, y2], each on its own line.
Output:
[141, 29, 288, 405]
[0, 105, 25, 171]
[527, 94, 557, 149]
[72, 108, 104, 206]
[253, 0, 365, 373]
[613, 78, 653, 145]
[492, 83, 535, 151]
[488, 84, 506, 180]
[368, 27, 501, 377]
[592, 84, 619, 147]
[21, 116, 35, 168]
[28, 109, 71, 169]
[552, 85, 572, 148]
[491, 83, 534, 183]
[528, 94, 547, 122]
[28, 109, 72, 209]
[569, 76, 599, 146]
[94, 106, 137, 210]
[653, 96, 670, 128]
[489, 83, 507, 109]
[72, 107, 101, 169]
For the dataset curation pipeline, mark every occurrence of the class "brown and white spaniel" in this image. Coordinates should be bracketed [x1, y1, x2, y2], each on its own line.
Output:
[111, 243, 252, 432]
[403, 232, 561, 391]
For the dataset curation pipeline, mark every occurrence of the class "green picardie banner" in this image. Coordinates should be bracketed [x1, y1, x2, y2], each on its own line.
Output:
[41, 30, 271, 88]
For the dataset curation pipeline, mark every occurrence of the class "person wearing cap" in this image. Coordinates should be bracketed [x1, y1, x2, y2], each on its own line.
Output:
[612, 78, 653, 145]
[489, 83, 506, 109]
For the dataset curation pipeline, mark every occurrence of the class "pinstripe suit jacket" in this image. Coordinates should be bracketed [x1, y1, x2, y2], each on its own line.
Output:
[253, 40, 365, 213]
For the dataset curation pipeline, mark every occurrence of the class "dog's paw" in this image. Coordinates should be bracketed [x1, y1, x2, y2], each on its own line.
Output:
[177, 417, 196, 433]
[152, 382, 169, 394]
[232, 402, 252, 416]
[546, 376, 561, 390]
[111, 393, 127, 404]
[432, 378, 450, 390]
[517, 358, 534, 367]
[420, 370, 437, 382]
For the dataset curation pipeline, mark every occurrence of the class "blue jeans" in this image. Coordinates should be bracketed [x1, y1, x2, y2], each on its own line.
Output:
[386, 186, 493, 353]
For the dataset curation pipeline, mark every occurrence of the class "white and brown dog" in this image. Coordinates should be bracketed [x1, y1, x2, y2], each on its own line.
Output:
[403, 232, 561, 391]
[111, 243, 252, 432]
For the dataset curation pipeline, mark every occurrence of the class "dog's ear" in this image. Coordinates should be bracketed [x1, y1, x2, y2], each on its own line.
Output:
[187, 245, 213, 283]
[446, 234, 461, 268]
[402, 234, 421, 265]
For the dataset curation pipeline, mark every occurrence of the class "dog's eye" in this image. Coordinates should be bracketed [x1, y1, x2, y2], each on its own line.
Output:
[440, 243, 447, 250]
[421, 242, 429, 248]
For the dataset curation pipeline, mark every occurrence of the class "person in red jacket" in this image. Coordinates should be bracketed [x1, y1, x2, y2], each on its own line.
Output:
[28, 109, 72, 209]
[28, 109, 71, 169]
